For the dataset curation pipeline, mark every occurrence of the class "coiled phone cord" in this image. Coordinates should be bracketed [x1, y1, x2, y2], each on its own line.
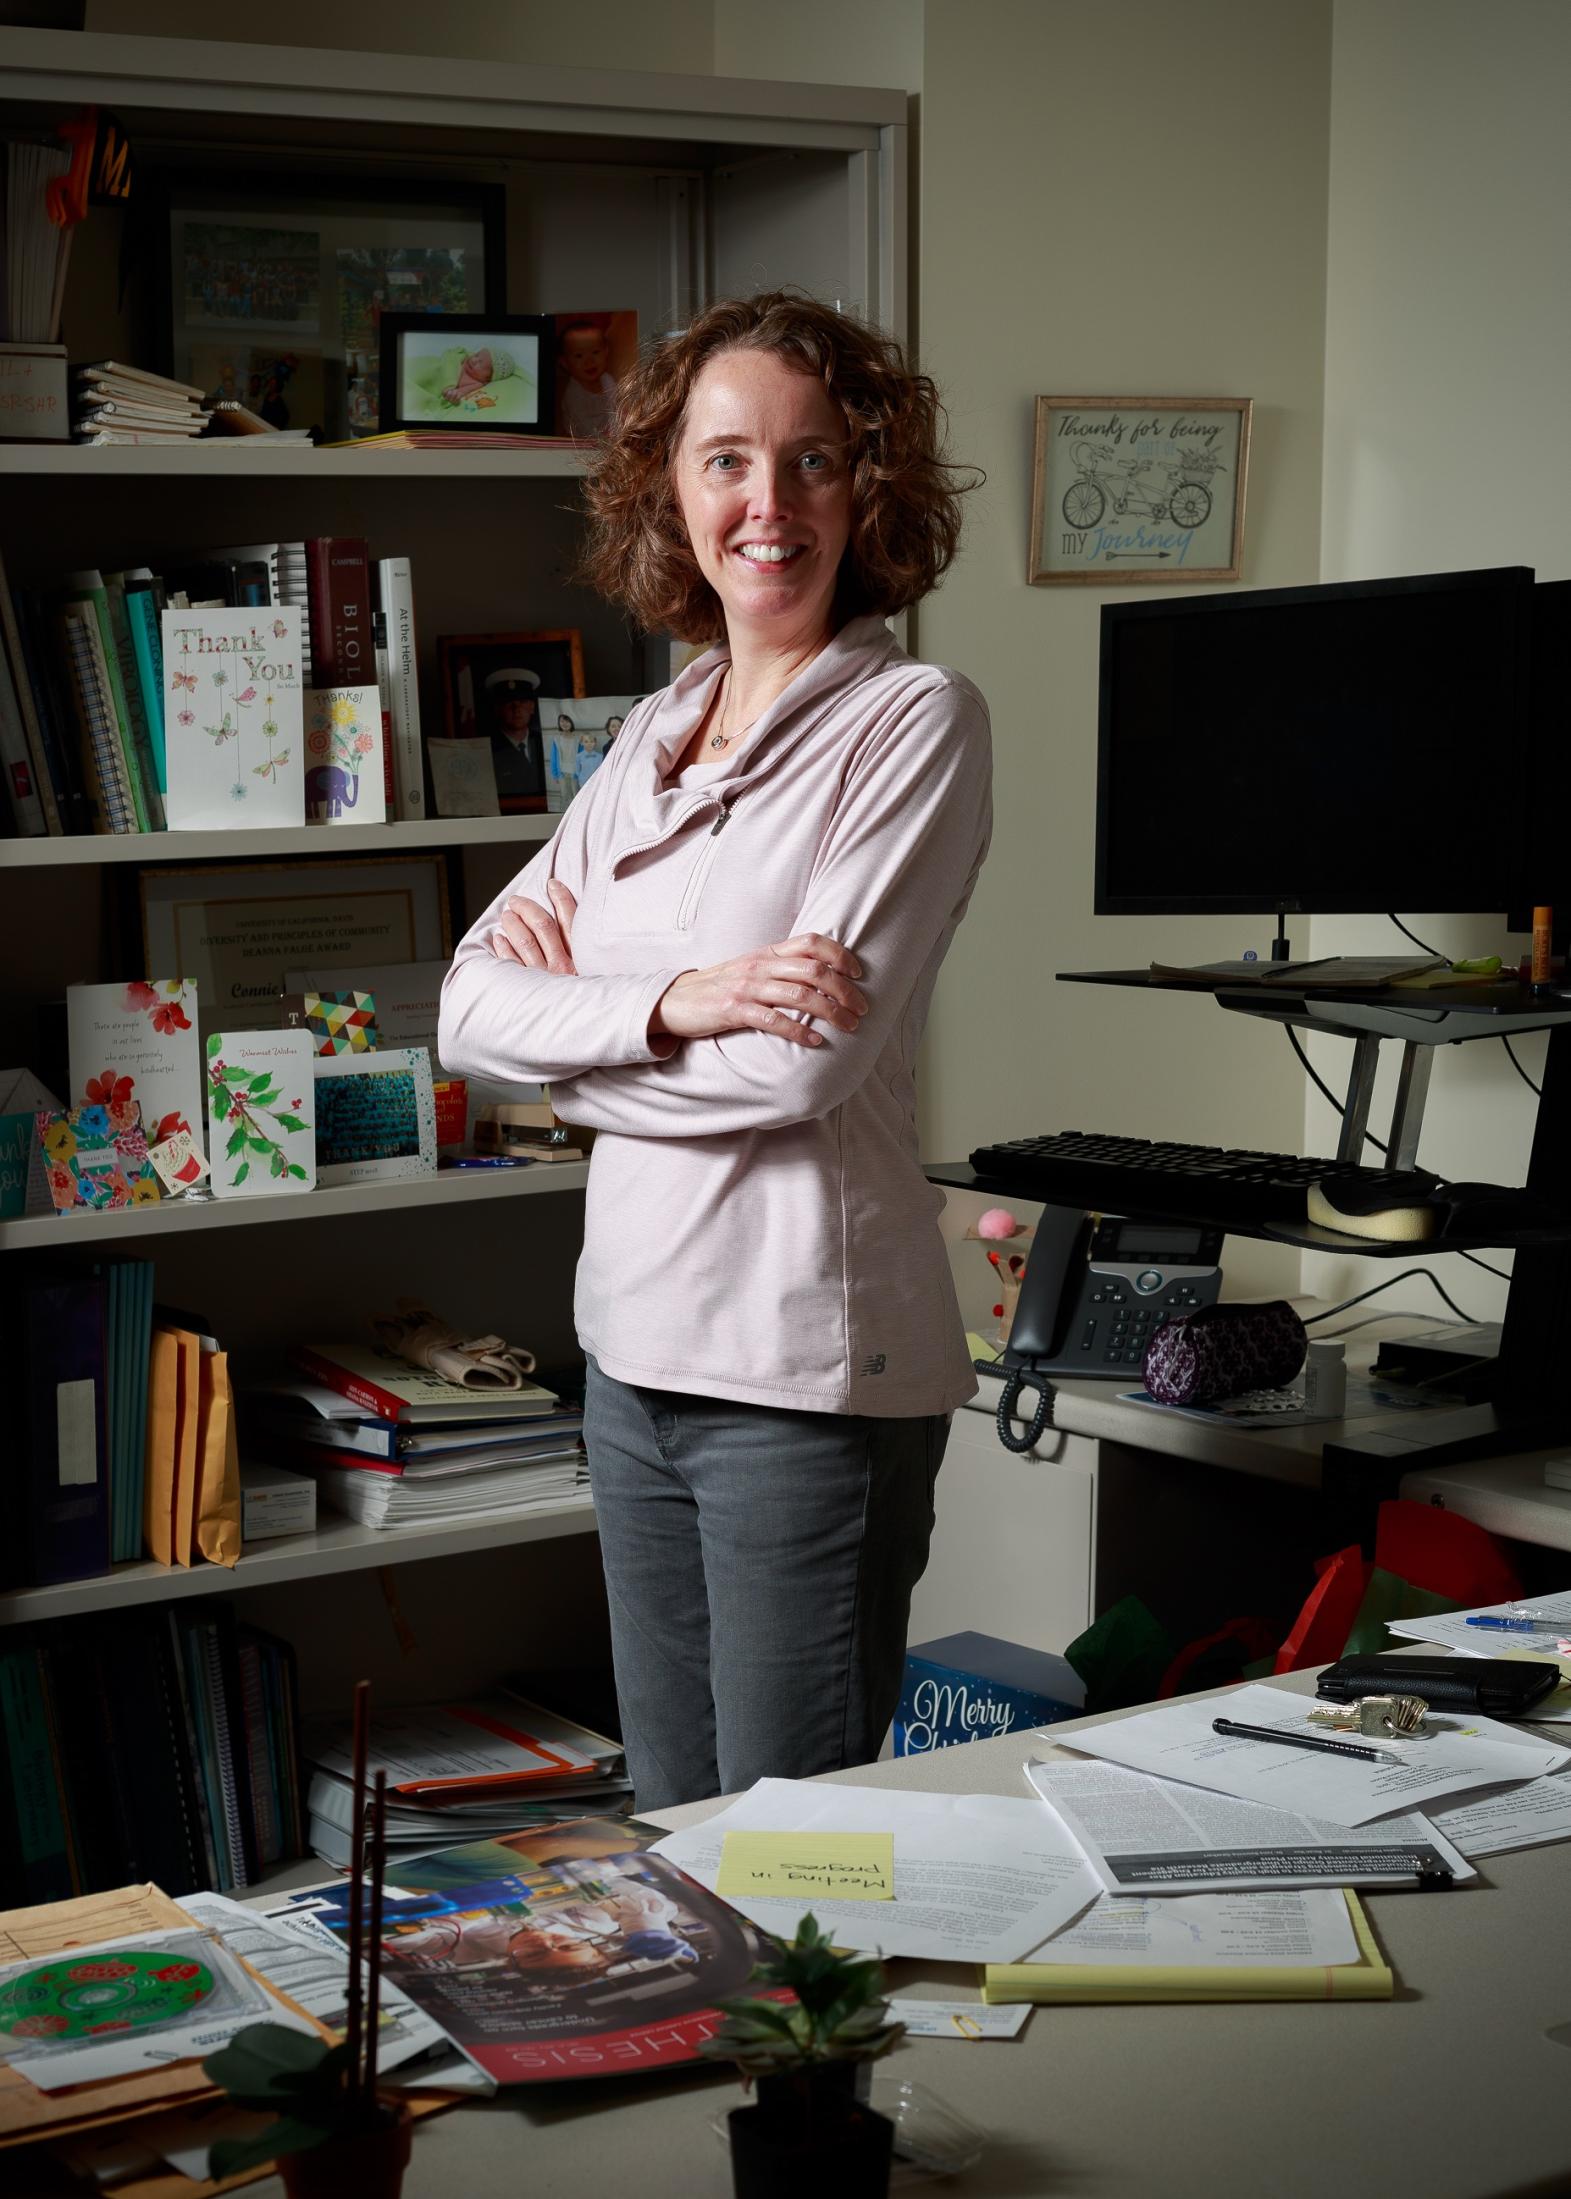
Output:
[993, 1366, 1056, 1454]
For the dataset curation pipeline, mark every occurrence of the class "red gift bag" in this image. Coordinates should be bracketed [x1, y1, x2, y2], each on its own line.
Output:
[1274, 1499, 1522, 1673]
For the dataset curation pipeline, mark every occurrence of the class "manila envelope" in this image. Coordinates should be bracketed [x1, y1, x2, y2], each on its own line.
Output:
[143, 1329, 179, 1567]
[194, 1342, 242, 1569]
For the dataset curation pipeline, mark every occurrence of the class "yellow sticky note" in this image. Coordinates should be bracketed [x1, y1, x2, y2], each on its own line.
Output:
[716, 1831, 895, 1902]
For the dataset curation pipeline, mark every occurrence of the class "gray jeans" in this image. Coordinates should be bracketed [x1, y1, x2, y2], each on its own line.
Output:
[583, 1359, 948, 1812]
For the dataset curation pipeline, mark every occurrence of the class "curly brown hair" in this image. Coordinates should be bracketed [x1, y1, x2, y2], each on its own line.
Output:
[577, 292, 975, 643]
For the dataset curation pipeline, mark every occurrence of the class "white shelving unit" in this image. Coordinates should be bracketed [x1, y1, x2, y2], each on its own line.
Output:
[0, 24, 906, 1872]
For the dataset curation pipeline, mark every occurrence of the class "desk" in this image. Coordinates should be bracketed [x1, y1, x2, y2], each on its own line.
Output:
[239, 1658, 1571, 2199]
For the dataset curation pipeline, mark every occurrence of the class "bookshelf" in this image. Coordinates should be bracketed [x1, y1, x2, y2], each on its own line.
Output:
[0, 26, 907, 1877]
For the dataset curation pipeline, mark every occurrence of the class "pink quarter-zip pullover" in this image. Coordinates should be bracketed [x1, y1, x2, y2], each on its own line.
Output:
[439, 614, 992, 1416]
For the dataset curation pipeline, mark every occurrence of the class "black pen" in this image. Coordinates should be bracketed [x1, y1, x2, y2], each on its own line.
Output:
[1212, 1716, 1392, 1763]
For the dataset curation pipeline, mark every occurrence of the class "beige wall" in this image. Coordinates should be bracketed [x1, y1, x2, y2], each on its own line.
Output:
[909, 0, 1330, 1298]
[1305, 0, 1571, 1326]
[83, 0, 715, 71]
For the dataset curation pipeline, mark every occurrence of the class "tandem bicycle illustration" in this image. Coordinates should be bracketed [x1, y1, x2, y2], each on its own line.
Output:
[1060, 443, 1226, 532]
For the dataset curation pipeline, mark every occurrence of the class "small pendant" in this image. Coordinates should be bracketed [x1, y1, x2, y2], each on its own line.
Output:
[709, 731, 728, 750]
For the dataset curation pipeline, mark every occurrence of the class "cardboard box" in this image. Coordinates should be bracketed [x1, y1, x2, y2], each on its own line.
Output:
[240, 1462, 316, 1543]
[0, 344, 69, 442]
[894, 1630, 1085, 1756]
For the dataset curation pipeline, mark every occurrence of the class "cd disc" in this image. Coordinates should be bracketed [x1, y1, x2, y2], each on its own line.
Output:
[0, 1949, 217, 2041]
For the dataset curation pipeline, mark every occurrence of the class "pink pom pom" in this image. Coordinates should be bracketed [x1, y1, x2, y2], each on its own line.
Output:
[976, 1207, 1020, 1241]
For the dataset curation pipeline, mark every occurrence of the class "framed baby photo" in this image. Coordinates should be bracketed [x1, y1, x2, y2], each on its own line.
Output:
[552, 310, 638, 439]
[437, 631, 585, 814]
[378, 312, 555, 434]
[1028, 396, 1252, 585]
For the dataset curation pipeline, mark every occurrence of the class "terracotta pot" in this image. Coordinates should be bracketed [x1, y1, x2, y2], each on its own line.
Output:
[728, 2069, 893, 2199]
[279, 2106, 413, 2199]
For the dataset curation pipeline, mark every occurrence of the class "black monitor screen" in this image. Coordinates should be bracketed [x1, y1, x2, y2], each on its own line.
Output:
[1095, 568, 1535, 915]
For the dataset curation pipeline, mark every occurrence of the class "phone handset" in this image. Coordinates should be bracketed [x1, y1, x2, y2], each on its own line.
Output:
[987, 1208, 1094, 1454]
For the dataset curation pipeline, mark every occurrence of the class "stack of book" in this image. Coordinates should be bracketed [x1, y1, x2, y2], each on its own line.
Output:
[302, 1688, 629, 1866]
[72, 360, 207, 444]
[0, 1606, 305, 1904]
[252, 1343, 589, 1531]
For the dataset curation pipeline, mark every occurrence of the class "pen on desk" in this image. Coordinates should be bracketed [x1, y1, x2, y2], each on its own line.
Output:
[1464, 1615, 1539, 1632]
[1212, 1716, 1390, 1763]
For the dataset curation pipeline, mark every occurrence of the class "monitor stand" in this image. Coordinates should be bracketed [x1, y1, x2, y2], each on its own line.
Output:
[1319, 1021, 1571, 1542]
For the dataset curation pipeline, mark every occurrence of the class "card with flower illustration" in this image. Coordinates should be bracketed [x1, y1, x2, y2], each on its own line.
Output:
[162, 607, 305, 830]
[36, 1099, 163, 1212]
[205, 1029, 317, 1200]
[303, 685, 386, 825]
[312, 1046, 436, 1185]
[67, 979, 205, 1159]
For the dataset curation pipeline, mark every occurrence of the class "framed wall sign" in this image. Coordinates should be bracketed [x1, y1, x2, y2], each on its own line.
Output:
[140, 856, 452, 1034]
[1029, 396, 1252, 585]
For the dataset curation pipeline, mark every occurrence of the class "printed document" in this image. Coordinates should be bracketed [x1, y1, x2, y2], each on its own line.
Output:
[1025, 1758, 1473, 1891]
[651, 1777, 1102, 1963]
[1427, 1766, 1571, 1859]
[1060, 1683, 1570, 1827]
[1387, 1590, 1571, 1659]
[1025, 1887, 1357, 1968]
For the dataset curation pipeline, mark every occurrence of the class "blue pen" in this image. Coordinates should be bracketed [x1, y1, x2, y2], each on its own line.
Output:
[1465, 1615, 1538, 1632]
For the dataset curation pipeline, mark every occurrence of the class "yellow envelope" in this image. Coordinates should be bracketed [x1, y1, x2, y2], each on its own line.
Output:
[716, 1831, 894, 1902]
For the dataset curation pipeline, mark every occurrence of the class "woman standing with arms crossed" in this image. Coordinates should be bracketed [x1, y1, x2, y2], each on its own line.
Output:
[439, 293, 990, 1810]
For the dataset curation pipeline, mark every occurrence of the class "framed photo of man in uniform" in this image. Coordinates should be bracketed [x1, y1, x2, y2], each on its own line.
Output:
[436, 630, 585, 813]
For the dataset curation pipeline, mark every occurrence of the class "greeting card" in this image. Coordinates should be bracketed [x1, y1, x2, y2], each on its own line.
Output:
[303, 685, 385, 825]
[36, 1100, 162, 1211]
[313, 1047, 436, 1185]
[205, 1029, 317, 1200]
[1, 1068, 58, 1218]
[66, 979, 205, 1155]
[304, 990, 379, 1055]
[162, 607, 304, 830]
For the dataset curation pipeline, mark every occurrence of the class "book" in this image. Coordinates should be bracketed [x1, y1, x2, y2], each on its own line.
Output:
[74, 359, 206, 399]
[371, 602, 395, 813]
[60, 571, 151, 830]
[305, 535, 374, 695]
[53, 597, 134, 831]
[253, 1402, 584, 1460]
[0, 1643, 76, 1905]
[0, 543, 59, 834]
[66, 977, 203, 1145]
[101, 574, 167, 829]
[294, 1341, 562, 1424]
[121, 571, 167, 795]
[376, 555, 423, 818]
[161, 605, 305, 830]
[20, 1273, 110, 1586]
[1147, 955, 1446, 989]
[12, 586, 90, 833]
[0, 598, 46, 835]
[981, 1891, 1392, 2003]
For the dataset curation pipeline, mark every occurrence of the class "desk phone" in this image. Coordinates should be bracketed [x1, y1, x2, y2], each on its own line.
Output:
[1002, 1211, 1225, 1380]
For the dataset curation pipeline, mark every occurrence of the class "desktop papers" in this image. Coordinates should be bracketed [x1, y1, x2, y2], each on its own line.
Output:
[1427, 1767, 1571, 1859]
[1024, 1759, 1473, 1892]
[1388, 1590, 1571, 1661]
[1060, 1683, 1570, 1827]
[650, 1778, 1102, 1964]
[1025, 1888, 1357, 1968]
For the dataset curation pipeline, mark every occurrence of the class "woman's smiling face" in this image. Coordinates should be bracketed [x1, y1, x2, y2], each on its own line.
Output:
[671, 347, 853, 646]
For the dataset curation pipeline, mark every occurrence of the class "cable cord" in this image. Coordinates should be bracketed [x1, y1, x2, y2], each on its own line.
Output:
[1388, 914, 1441, 957]
[1502, 1033, 1542, 1097]
[1305, 1267, 1476, 1327]
[995, 1367, 1056, 1454]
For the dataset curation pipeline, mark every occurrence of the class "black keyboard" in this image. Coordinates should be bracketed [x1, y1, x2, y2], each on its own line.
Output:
[968, 1130, 1359, 1225]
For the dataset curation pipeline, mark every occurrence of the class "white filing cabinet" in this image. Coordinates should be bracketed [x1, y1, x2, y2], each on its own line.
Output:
[907, 1399, 1098, 1658]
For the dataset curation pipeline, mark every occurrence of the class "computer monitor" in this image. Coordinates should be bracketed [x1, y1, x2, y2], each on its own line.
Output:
[1094, 567, 1537, 919]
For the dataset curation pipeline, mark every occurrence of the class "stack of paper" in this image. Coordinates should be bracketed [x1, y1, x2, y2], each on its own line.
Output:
[302, 1691, 630, 1866]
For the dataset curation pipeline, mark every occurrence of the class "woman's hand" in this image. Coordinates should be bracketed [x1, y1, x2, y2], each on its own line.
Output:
[651, 934, 867, 1048]
[490, 881, 578, 973]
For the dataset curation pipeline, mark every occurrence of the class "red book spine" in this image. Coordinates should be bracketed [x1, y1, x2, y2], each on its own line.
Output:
[303, 538, 373, 691]
[295, 1346, 404, 1423]
[288, 1440, 403, 1478]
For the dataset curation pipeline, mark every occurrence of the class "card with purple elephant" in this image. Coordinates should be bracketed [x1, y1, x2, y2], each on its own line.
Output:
[304, 685, 387, 825]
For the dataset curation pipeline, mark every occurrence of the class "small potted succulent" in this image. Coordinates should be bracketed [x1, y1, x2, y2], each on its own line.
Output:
[701, 1913, 905, 2199]
[202, 2025, 412, 2197]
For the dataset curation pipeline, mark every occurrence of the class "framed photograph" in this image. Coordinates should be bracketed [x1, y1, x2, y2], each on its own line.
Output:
[148, 169, 503, 440]
[552, 310, 639, 439]
[1028, 396, 1252, 585]
[379, 313, 554, 435]
[540, 695, 641, 813]
[437, 632, 585, 814]
[140, 856, 453, 1035]
[313, 1047, 438, 1186]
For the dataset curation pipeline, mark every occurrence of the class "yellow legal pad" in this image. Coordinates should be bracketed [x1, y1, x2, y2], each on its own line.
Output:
[715, 1831, 895, 1903]
[980, 1891, 1392, 2005]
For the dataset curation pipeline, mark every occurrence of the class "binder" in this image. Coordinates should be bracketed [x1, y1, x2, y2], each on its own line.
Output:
[21, 1273, 110, 1585]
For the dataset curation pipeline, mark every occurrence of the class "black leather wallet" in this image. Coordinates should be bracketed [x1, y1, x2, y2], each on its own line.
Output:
[1316, 1653, 1559, 1720]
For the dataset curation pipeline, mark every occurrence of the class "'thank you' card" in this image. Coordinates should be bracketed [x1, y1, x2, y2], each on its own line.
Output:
[162, 607, 304, 829]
